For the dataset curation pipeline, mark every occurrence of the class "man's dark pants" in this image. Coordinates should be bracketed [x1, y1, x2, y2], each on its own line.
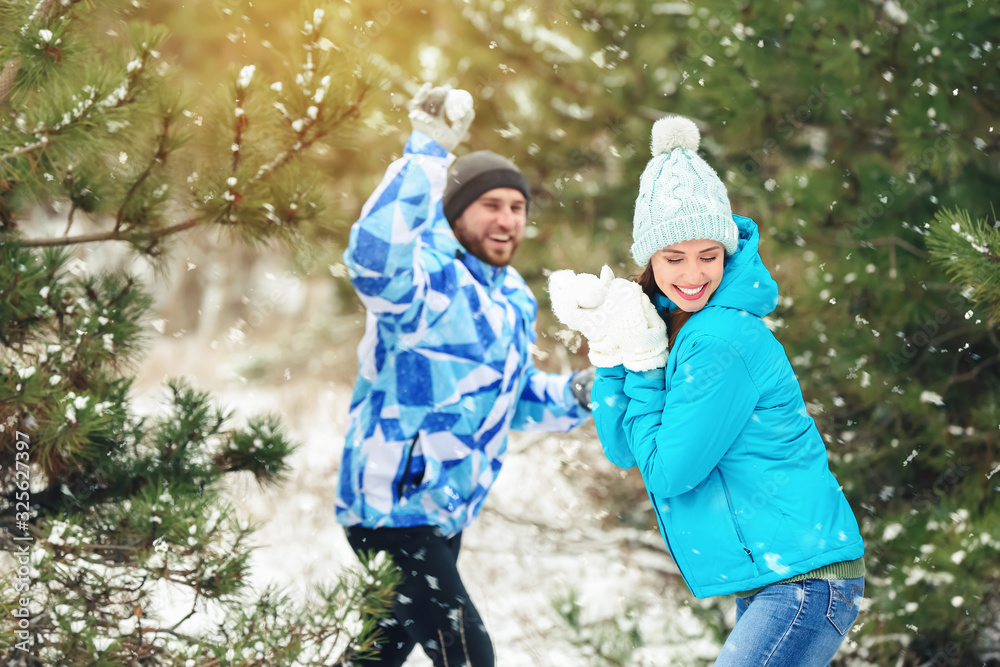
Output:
[345, 525, 495, 667]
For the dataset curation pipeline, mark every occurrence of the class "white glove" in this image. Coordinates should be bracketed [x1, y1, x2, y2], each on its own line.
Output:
[408, 83, 475, 152]
[593, 279, 668, 372]
[548, 264, 614, 336]
[548, 265, 622, 367]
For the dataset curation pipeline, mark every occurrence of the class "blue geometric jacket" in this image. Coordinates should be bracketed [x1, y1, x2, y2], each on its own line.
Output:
[336, 131, 591, 538]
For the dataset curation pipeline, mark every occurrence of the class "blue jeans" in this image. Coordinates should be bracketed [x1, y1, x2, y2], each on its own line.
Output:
[715, 577, 865, 666]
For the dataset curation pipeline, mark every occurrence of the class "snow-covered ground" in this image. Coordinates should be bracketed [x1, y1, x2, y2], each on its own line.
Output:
[65, 227, 809, 666]
[134, 322, 721, 666]
[25, 220, 722, 665]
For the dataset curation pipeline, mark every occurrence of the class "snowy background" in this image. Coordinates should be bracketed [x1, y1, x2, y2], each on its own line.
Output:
[7, 0, 998, 661]
[127, 242, 725, 667]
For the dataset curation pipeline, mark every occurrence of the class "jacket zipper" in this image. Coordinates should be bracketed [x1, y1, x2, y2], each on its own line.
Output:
[720, 475, 759, 575]
[396, 435, 419, 499]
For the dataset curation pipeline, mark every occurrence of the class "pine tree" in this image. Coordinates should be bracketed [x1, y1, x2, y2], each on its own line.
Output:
[1, 2, 399, 664]
[927, 207, 1000, 324]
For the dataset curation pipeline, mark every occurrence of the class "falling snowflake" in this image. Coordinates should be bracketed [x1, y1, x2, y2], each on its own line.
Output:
[920, 391, 945, 406]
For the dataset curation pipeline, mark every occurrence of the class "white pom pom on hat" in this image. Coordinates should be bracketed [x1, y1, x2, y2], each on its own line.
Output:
[651, 115, 700, 156]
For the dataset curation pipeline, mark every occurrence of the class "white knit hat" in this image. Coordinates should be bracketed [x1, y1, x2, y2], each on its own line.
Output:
[630, 116, 739, 266]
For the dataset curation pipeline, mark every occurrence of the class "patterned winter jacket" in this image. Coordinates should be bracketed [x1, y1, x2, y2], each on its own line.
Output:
[336, 131, 591, 538]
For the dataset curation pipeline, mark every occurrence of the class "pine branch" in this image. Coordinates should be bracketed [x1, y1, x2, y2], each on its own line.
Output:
[246, 82, 369, 191]
[927, 207, 1000, 323]
[16, 215, 201, 247]
[1, 4, 390, 663]
[0, 135, 48, 161]
[27, 0, 56, 24]
[0, 58, 21, 105]
[945, 357, 998, 389]
[115, 113, 173, 233]
[0, 44, 159, 162]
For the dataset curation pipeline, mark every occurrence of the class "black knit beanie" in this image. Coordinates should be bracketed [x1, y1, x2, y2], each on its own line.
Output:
[442, 151, 530, 224]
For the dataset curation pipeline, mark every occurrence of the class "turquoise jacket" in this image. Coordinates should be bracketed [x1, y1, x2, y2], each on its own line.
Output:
[592, 215, 864, 599]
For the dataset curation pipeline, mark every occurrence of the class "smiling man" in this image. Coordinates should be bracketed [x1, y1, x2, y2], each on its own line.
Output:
[443, 150, 529, 267]
[335, 84, 594, 667]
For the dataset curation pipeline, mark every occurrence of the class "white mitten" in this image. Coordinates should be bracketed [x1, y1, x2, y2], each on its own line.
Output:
[408, 84, 475, 152]
[548, 265, 622, 367]
[585, 331, 624, 368]
[596, 279, 668, 372]
[548, 265, 614, 337]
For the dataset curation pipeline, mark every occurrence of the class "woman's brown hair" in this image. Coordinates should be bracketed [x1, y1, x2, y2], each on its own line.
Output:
[636, 263, 692, 350]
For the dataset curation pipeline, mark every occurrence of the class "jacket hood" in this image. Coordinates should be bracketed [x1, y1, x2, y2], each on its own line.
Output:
[653, 214, 778, 318]
[711, 214, 779, 317]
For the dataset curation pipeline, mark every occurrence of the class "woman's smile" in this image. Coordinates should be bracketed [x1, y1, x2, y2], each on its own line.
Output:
[650, 239, 725, 312]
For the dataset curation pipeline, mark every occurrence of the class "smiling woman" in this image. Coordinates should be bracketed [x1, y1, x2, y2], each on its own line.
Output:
[648, 239, 725, 312]
[548, 114, 866, 667]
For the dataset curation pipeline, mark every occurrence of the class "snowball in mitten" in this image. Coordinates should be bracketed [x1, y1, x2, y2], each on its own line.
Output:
[547, 265, 614, 339]
[549, 265, 623, 368]
[408, 84, 475, 152]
